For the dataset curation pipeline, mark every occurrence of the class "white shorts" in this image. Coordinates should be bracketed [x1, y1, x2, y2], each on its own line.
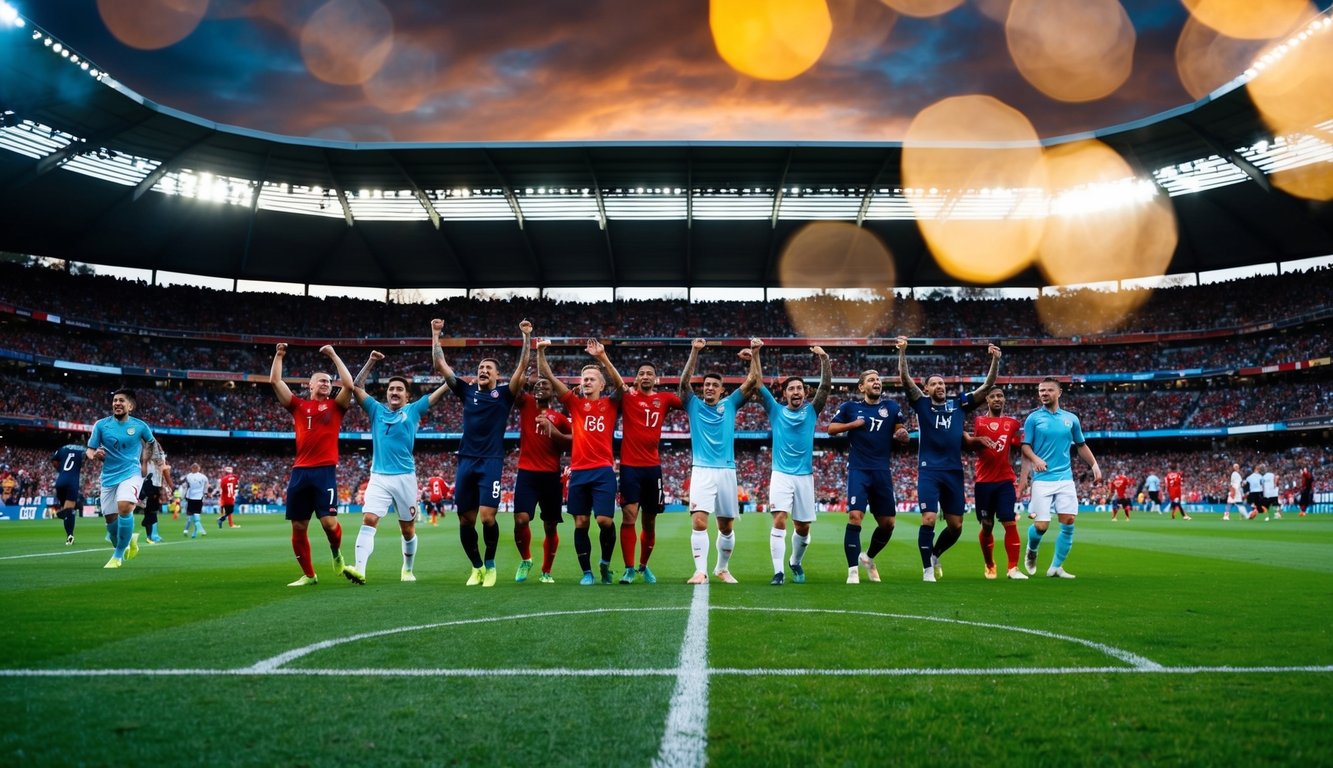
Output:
[1029, 479, 1078, 522]
[362, 473, 419, 522]
[101, 477, 143, 516]
[690, 466, 738, 519]
[1227, 489, 1241, 504]
[769, 471, 816, 523]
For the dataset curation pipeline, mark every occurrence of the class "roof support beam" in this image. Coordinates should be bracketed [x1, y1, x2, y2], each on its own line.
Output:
[762, 149, 795, 287]
[857, 152, 895, 226]
[481, 148, 543, 283]
[131, 130, 218, 202]
[1180, 118, 1271, 192]
[320, 150, 354, 227]
[685, 153, 694, 285]
[387, 151, 441, 230]
[584, 151, 615, 286]
[238, 148, 271, 275]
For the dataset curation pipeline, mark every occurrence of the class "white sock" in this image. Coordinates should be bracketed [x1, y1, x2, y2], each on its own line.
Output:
[716, 531, 735, 572]
[769, 528, 786, 574]
[791, 532, 810, 566]
[355, 524, 377, 572]
[690, 529, 708, 574]
[402, 535, 417, 571]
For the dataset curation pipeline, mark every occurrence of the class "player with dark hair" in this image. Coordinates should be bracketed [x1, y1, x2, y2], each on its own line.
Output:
[1245, 465, 1266, 520]
[898, 337, 999, 582]
[86, 388, 157, 569]
[50, 441, 86, 546]
[136, 440, 171, 543]
[512, 376, 571, 583]
[424, 473, 450, 526]
[1298, 458, 1314, 517]
[181, 462, 208, 539]
[964, 386, 1027, 580]
[827, 368, 911, 583]
[1165, 464, 1189, 520]
[217, 464, 240, 529]
[536, 337, 625, 585]
[434, 320, 532, 586]
[616, 361, 684, 584]
[1109, 468, 1133, 522]
[678, 337, 763, 584]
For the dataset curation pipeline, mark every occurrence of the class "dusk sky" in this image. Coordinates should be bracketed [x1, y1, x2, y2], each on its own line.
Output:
[17, 0, 1333, 144]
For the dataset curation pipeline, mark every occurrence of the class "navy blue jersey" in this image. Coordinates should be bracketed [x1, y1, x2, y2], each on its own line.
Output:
[831, 398, 907, 471]
[909, 393, 976, 471]
[451, 379, 516, 459]
[51, 444, 85, 487]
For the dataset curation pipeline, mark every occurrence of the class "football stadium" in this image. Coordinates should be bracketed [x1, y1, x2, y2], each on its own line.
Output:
[1, 2, 1331, 766]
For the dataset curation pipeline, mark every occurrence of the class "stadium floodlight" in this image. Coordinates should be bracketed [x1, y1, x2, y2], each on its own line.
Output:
[0, 2, 17, 26]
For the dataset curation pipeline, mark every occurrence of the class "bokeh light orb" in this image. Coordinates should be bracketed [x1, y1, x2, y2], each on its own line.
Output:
[1005, 0, 1135, 103]
[778, 222, 896, 337]
[1174, 14, 1268, 100]
[710, 0, 832, 81]
[1270, 162, 1333, 202]
[1180, 0, 1314, 41]
[822, 0, 897, 66]
[300, 0, 395, 86]
[1247, 17, 1333, 137]
[363, 40, 437, 114]
[878, 0, 964, 18]
[97, 0, 209, 50]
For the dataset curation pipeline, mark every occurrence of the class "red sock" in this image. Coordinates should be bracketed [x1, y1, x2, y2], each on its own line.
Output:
[1002, 521, 1020, 570]
[979, 528, 995, 568]
[620, 525, 637, 567]
[292, 531, 314, 577]
[325, 521, 342, 554]
[541, 533, 558, 573]
[515, 525, 532, 560]
[639, 530, 656, 567]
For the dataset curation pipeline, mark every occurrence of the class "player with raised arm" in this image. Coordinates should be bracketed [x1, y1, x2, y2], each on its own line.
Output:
[964, 387, 1028, 580]
[86, 388, 157, 569]
[678, 337, 763, 585]
[512, 376, 572, 583]
[217, 465, 240, 529]
[51, 441, 86, 546]
[434, 319, 532, 586]
[617, 361, 684, 584]
[753, 344, 831, 585]
[536, 337, 625, 585]
[898, 337, 999, 582]
[1109, 469, 1133, 522]
[1019, 377, 1102, 579]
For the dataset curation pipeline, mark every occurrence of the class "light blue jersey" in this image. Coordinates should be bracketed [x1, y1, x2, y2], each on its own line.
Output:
[685, 388, 746, 469]
[1144, 474, 1161, 492]
[1022, 407, 1085, 482]
[88, 416, 154, 487]
[364, 396, 433, 475]
[758, 386, 816, 476]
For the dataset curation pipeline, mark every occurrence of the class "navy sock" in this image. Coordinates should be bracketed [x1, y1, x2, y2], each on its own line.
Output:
[843, 524, 862, 567]
[932, 525, 962, 557]
[459, 524, 482, 568]
[574, 527, 592, 573]
[918, 525, 935, 568]
[598, 524, 616, 563]
[482, 521, 499, 562]
[866, 525, 893, 559]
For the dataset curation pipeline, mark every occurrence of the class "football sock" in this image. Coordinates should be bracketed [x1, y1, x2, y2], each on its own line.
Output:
[114, 514, 133, 558]
[769, 528, 786, 574]
[292, 531, 315, 578]
[866, 525, 893, 559]
[690, 529, 709, 573]
[326, 521, 343, 553]
[104, 517, 115, 540]
[715, 531, 735, 572]
[1027, 524, 1045, 553]
[542, 532, 559, 573]
[514, 524, 532, 560]
[150, 522, 159, 540]
[62, 513, 75, 537]
[1052, 522, 1075, 568]
[574, 527, 592, 573]
[459, 524, 483, 568]
[639, 528, 656, 566]
[979, 527, 995, 568]
[1002, 521, 1020, 569]
[402, 534, 417, 571]
[619, 524, 637, 567]
[354, 524, 376, 572]
[482, 521, 499, 562]
[932, 524, 962, 557]
[917, 524, 935, 568]
[791, 532, 810, 567]
[843, 523, 862, 567]
[599, 524, 616, 564]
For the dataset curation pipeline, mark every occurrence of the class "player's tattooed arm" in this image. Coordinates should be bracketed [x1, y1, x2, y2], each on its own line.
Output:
[895, 336, 924, 401]
[430, 319, 458, 388]
[811, 346, 832, 413]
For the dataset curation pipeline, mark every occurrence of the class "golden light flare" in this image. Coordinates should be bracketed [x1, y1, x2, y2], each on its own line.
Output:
[1005, 0, 1135, 103]
[299, 0, 395, 86]
[96, 0, 209, 50]
[362, 40, 437, 114]
[902, 95, 1047, 283]
[822, 0, 898, 66]
[1180, 0, 1315, 41]
[1035, 288, 1148, 337]
[1174, 14, 1268, 100]
[878, 0, 964, 19]
[1247, 20, 1333, 137]
[778, 222, 896, 337]
[1270, 162, 1333, 202]
[709, 0, 832, 81]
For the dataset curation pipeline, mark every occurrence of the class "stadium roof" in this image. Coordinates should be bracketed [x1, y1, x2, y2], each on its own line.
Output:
[1, 16, 1332, 290]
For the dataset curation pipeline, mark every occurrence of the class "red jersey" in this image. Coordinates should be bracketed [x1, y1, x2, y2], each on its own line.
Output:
[517, 393, 571, 473]
[1111, 474, 1132, 499]
[219, 473, 240, 505]
[1165, 471, 1183, 499]
[559, 390, 619, 471]
[285, 395, 347, 468]
[1300, 468, 1313, 492]
[972, 414, 1022, 483]
[620, 389, 683, 467]
[426, 475, 448, 503]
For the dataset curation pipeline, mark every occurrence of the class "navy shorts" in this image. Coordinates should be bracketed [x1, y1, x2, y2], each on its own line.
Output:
[514, 469, 564, 523]
[55, 481, 81, 507]
[456, 456, 503, 512]
[1114, 497, 1132, 510]
[1148, 491, 1161, 504]
[186, 498, 204, 514]
[919, 469, 966, 516]
[619, 465, 664, 514]
[567, 467, 617, 518]
[1300, 489, 1313, 509]
[846, 468, 897, 519]
[974, 480, 1017, 523]
[286, 465, 339, 521]
[141, 479, 162, 513]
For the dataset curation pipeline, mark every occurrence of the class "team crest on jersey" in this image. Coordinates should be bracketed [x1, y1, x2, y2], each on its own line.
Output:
[584, 402, 592, 412]
[126, 427, 136, 435]
[318, 403, 328, 412]
[490, 389, 499, 398]
[651, 399, 660, 408]
[988, 422, 999, 431]
[1063, 419, 1072, 427]
[878, 407, 888, 418]
[715, 404, 725, 414]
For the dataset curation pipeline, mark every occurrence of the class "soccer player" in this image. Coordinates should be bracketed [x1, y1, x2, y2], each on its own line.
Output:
[434, 319, 532, 586]
[536, 336, 625, 585]
[1297, 458, 1314, 517]
[1019, 377, 1101, 579]
[617, 361, 684, 584]
[752, 344, 831, 585]
[827, 369, 911, 584]
[1262, 464, 1281, 520]
[336, 341, 453, 585]
[50, 441, 86, 546]
[512, 376, 571, 583]
[217, 465, 240, 529]
[85, 388, 158, 569]
[964, 387, 1027, 580]
[1109, 469, 1133, 522]
[1245, 465, 1266, 520]
[424, 473, 449, 526]
[1143, 471, 1162, 513]
[270, 342, 367, 587]
[136, 440, 171, 543]
[1165, 464, 1189, 520]
[678, 337, 762, 584]
[898, 337, 999, 583]
[181, 463, 209, 539]
[1225, 463, 1244, 521]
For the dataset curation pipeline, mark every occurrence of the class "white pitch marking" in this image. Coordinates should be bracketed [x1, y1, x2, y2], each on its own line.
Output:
[0, 540, 186, 561]
[652, 583, 710, 768]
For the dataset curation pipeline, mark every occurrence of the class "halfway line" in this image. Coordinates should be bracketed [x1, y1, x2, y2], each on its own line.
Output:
[651, 583, 710, 768]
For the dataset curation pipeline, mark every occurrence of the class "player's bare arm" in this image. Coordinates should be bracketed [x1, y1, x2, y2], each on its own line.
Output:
[894, 425, 911, 444]
[678, 338, 705, 402]
[322, 345, 362, 407]
[1021, 443, 1048, 473]
[430, 318, 458, 388]
[509, 319, 533, 397]
[270, 343, 294, 407]
[811, 345, 832, 413]
[536, 338, 570, 398]
[968, 344, 1002, 400]
[1078, 444, 1102, 484]
[896, 335, 924, 401]
[739, 337, 763, 398]
[586, 338, 626, 398]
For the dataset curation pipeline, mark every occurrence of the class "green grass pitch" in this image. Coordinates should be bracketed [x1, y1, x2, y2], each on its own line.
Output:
[2, 510, 1330, 767]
